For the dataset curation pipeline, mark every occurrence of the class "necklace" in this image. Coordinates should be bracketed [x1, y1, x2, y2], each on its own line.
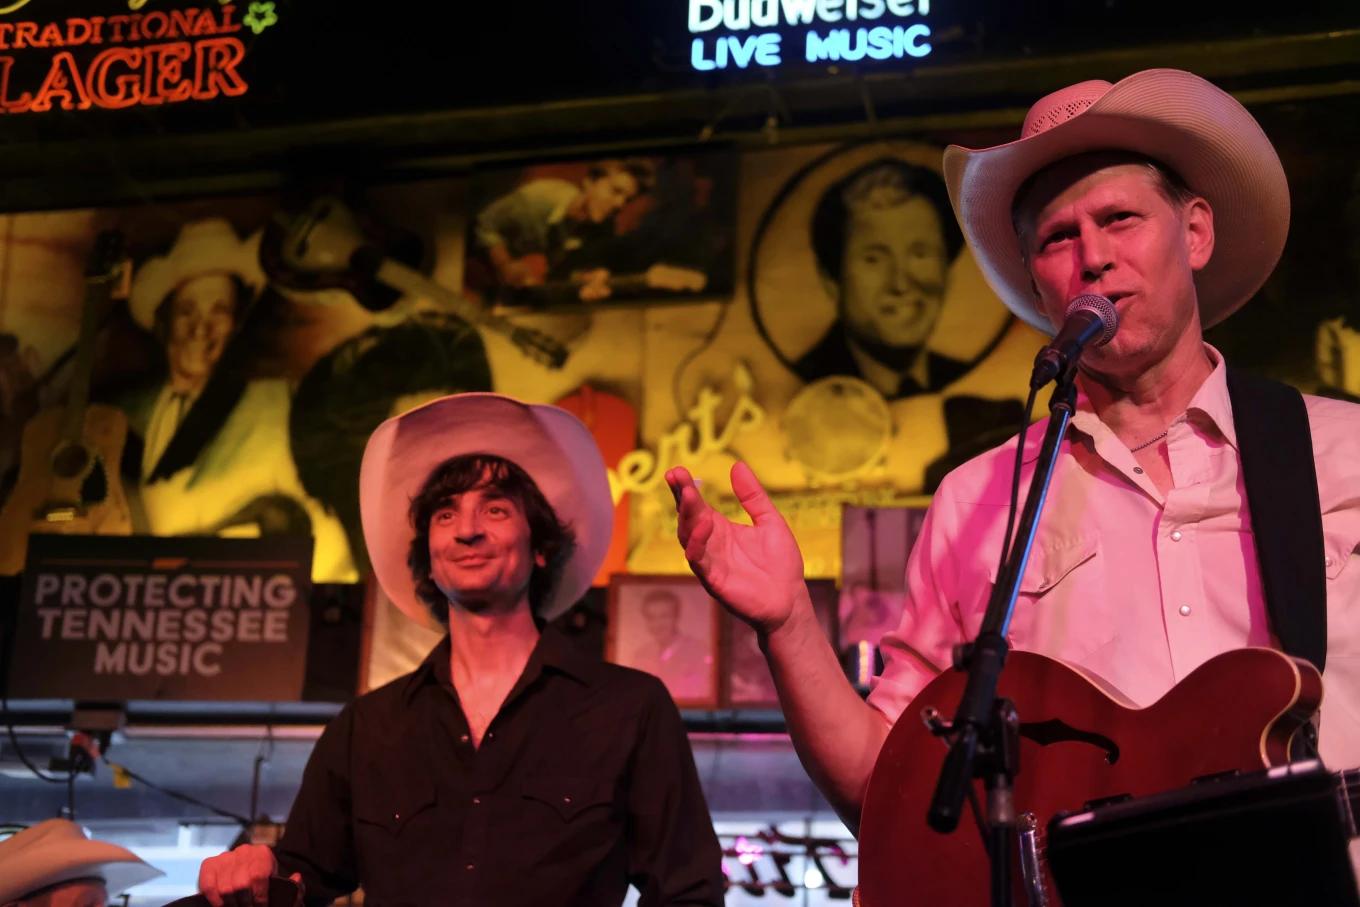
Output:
[1129, 430, 1168, 453]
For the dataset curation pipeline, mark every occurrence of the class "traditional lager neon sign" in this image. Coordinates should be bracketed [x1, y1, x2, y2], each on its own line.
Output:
[0, 4, 259, 113]
[688, 0, 933, 71]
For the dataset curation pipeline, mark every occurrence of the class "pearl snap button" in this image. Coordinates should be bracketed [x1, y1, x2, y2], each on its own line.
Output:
[1171, 530, 1183, 542]
[1179, 604, 1192, 617]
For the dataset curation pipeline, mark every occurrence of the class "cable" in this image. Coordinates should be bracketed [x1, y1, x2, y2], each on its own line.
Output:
[1, 694, 66, 784]
[995, 385, 1040, 584]
[105, 758, 251, 827]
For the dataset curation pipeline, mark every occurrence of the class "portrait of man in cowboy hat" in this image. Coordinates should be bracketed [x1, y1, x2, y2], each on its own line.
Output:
[120, 217, 355, 581]
[0, 818, 162, 907]
[197, 393, 722, 906]
[666, 65, 1360, 847]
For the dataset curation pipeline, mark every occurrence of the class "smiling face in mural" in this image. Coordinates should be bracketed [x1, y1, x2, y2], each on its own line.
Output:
[163, 272, 238, 394]
[838, 194, 950, 350]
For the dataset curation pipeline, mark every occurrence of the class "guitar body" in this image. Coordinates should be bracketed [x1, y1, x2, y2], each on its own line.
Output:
[858, 648, 1322, 906]
[0, 403, 132, 573]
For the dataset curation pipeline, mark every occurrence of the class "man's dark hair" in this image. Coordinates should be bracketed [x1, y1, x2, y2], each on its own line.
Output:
[151, 273, 251, 346]
[406, 453, 576, 625]
[586, 158, 658, 195]
[810, 157, 964, 283]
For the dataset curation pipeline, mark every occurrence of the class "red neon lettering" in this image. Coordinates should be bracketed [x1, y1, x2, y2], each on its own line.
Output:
[106, 15, 129, 43]
[27, 51, 92, 112]
[191, 9, 218, 36]
[141, 11, 168, 40]
[87, 46, 142, 109]
[217, 4, 241, 33]
[142, 42, 192, 105]
[14, 22, 40, 48]
[0, 24, 13, 51]
[0, 57, 33, 112]
[65, 18, 95, 48]
[192, 36, 245, 100]
[38, 21, 61, 46]
[89, 16, 106, 45]
[170, 9, 198, 38]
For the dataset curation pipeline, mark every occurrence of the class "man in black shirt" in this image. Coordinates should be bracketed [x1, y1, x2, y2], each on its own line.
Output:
[197, 392, 723, 906]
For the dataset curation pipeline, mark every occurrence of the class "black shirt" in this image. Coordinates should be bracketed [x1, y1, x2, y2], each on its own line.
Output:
[275, 628, 723, 906]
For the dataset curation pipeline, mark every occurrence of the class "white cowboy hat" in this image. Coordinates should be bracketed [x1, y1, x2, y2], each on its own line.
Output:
[943, 68, 1290, 334]
[128, 218, 265, 330]
[0, 819, 163, 902]
[360, 393, 613, 627]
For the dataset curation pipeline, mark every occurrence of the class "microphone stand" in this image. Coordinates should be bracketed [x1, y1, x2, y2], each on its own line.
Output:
[925, 363, 1080, 907]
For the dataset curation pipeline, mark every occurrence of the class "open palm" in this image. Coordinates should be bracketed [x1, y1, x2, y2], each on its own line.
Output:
[666, 462, 807, 634]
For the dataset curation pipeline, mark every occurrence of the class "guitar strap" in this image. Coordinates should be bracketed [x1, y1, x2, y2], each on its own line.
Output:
[1225, 367, 1327, 672]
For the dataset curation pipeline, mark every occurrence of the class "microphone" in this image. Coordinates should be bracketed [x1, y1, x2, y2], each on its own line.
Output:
[1029, 294, 1119, 388]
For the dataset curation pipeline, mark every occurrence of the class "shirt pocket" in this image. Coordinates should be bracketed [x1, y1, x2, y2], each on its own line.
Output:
[521, 775, 616, 822]
[989, 535, 1106, 658]
[1324, 524, 1360, 657]
[352, 766, 437, 838]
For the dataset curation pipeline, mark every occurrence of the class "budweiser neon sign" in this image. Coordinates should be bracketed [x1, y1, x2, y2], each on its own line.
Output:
[0, 4, 262, 113]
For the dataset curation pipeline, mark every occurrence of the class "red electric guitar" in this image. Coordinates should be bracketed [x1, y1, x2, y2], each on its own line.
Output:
[856, 647, 1342, 906]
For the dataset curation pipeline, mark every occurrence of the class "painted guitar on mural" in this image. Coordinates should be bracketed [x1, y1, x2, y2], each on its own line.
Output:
[855, 647, 1332, 906]
[259, 197, 571, 369]
[0, 230, 133, 574]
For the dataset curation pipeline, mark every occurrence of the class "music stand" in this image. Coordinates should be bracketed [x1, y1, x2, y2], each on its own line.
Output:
[1047, 760, 1359, 906]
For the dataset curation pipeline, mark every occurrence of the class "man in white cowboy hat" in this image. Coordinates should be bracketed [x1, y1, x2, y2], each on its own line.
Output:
[667, 67, 1360, 836]
[0, 818, 162, 906]
[122, 217, 355, 582]
[196, 393, 722, 906]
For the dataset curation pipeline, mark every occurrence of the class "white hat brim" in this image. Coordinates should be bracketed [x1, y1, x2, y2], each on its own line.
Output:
[0, 822, 163, 902]
[944, 68, 1290, 334]
[359, 393, 613, 627]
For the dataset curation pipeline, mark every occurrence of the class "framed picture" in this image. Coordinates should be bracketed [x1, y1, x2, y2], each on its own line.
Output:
[839, 506, 929, 648]
[607, 575, 720, 709]
[463, 151, 736, 309]
[721, 579, 839, 709]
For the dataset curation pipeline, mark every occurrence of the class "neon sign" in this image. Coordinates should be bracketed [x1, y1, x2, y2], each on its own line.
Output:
[688, 0, 932, 71]
[0, 3, 271, 113]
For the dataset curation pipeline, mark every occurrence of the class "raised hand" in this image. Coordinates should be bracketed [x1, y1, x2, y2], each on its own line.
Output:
[665, 462, 808, 636]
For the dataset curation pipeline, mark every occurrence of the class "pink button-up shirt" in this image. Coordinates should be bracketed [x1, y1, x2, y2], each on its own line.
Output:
[869, 349, 1360, 770]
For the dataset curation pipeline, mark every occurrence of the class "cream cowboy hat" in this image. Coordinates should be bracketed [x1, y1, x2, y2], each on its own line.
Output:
[128, 218, 265, 330]
[0, 819, 163, 902]
[943, 68, 1290, 334]
[359, 393, 612, 627]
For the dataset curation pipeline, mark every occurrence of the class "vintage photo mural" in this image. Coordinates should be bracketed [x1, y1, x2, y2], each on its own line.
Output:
[2, 92, 1356, 687]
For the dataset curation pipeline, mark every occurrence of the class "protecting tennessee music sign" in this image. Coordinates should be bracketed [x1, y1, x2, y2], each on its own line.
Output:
[9, 534, 312, 701]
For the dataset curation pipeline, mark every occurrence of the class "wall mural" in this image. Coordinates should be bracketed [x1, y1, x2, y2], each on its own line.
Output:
[2, 96, 1357, 684]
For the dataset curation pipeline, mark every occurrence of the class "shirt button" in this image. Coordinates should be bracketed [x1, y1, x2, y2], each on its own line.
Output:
[1170, 530, 1183, 542]
[1133, 467, 1144, 475]
[562, 796, 573, 805]
[459, 734, 470, 744]
[471, 797, 481, 806]
[1325, 556, 1334, 568]
[393, 811, 401, 821]
[486, 732, 495, 741]
[1179, 604, 1192, 617]
[465, 863, 476, 871]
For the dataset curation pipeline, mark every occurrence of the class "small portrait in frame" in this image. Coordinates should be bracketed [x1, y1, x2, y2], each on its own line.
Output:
[607, 575, 720, 708]
[722, 579, 839, 709]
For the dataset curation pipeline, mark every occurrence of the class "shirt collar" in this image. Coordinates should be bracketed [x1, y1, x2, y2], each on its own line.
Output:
[401, 624, 596, 704]
[1061, 342, 1237, 454]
